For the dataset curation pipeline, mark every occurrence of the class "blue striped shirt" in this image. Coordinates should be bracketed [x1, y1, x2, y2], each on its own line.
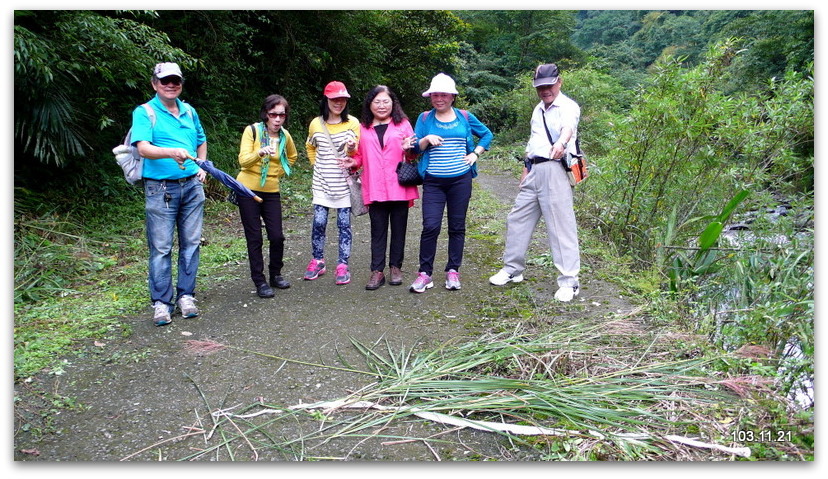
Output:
[423, 117, 470, 178]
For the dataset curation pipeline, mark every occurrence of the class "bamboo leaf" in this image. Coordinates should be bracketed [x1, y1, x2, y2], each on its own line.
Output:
[698, 221, 724, 251]
[716, 189, 750, 222]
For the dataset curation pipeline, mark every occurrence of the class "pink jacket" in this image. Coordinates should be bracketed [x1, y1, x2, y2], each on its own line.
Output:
[352, 119, 420, 206]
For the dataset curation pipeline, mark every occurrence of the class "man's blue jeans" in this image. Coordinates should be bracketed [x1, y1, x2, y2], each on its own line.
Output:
[144, 177, 205, 309]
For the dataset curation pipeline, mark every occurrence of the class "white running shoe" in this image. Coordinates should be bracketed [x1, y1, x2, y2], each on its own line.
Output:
[488, 269, 524, 286]
[554, 286, 580, 302]
[177, 295, 199, 318]
[153, 301, 172, 326]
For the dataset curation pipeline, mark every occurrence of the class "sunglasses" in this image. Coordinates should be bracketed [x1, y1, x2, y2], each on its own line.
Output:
[159, 76, 183, 86]
[267, 112, 287, 119]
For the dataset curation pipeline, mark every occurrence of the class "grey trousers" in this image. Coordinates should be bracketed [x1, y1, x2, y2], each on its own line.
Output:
[501, 160, 580, 288]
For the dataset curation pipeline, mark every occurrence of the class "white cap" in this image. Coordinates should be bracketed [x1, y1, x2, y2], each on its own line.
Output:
[422, 73, 458, 97]
[154, 62, 183, 79]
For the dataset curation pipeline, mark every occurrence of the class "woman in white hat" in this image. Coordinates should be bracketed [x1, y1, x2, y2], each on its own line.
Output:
[407, 73, 494, 293]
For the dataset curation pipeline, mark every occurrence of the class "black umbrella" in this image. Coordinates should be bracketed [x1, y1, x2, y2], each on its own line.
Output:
[190, 156, 262, 203]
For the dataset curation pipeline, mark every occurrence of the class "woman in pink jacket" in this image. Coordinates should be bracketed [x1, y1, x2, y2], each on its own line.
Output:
[340, 85, 419, 290]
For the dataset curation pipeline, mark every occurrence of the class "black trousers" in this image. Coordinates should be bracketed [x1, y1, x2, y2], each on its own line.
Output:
[238, 191, 284, 286]
[418, 172, 472, 275]
[367, 200, 410, 272]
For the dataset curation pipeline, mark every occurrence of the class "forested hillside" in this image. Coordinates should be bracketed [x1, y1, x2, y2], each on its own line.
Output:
[14, 10, 814, 459]
[15, 10, 814, 176]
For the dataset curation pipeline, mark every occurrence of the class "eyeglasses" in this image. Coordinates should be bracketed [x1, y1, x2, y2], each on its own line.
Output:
[372, 99, 392, 106]
[159, 76, 182, 86]
[267, 112, 287, 119]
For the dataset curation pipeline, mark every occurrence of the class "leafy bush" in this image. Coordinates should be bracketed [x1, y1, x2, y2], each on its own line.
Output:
[14, 10, 195, 167]
[699, 194, 814, 405]
[580, 39, 813, 406]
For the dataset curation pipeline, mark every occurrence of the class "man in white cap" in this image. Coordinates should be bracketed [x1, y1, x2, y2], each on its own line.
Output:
[488, 63, 581, 302]
[131, 62, 208, 325]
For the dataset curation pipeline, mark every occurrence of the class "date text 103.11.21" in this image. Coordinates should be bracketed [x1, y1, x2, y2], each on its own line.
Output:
[732, 429, 792, 442]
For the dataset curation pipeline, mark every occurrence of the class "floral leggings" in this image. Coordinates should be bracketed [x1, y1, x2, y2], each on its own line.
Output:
[311, 204, 352, 265]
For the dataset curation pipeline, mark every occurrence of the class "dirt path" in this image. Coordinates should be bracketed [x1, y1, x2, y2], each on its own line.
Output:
[14, 168, 631, 461]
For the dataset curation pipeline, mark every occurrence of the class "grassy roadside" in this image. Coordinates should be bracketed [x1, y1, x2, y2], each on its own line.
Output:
[467, 151, 814, 460]
[13, 198, 249, 380]
[13, 162, 315, 381]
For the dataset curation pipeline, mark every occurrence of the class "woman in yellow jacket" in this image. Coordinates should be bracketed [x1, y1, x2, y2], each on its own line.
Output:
[236, 94, 298, 298]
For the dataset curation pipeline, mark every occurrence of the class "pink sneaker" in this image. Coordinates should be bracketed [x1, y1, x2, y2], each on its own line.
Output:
[335, 263, 351, 285]
[409, 272, 434, 293]
[303, 259, 326, 280]
[445, 269, 461, 290]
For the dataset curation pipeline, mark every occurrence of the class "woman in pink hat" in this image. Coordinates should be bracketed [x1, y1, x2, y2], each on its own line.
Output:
[304, 81, 361, 285]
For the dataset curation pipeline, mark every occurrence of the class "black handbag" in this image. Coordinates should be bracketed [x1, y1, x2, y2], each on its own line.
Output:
[396, 160, 422, 186]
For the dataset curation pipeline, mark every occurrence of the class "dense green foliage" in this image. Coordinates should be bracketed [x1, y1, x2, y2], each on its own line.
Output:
[578, 41, 813, 409]
[14, 9, 814, 433]
[573, 10, 814, 93]
[14, 11, 194, 168]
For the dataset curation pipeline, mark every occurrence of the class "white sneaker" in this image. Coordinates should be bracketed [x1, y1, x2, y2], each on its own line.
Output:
[489, 269, 524, 286]
[177, 295, 199, 318]
[554, 286, 580, 302]
[153, 301, 172, 326]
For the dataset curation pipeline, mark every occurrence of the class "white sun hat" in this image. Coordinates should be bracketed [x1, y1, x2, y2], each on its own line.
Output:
[422, 73, 458, 97]
[154, 62, 183, 79]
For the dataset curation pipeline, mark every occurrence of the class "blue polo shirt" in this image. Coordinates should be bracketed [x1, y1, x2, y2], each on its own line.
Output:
[130, 94, 206, 180]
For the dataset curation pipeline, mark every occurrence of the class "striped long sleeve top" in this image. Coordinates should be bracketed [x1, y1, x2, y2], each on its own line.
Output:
[305, 115, 360, 208]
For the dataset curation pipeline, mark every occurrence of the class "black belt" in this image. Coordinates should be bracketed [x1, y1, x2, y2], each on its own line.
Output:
[529, 157, 556, 165]
[146, 175, 196, 185]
